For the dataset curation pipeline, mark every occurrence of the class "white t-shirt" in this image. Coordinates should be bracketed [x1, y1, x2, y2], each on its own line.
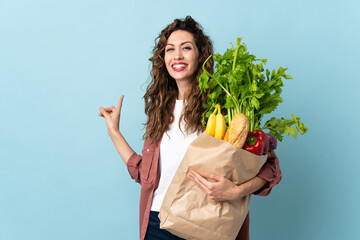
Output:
[150, 100, 199, 212]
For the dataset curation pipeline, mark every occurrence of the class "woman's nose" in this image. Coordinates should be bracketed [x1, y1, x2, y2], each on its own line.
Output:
[174, 49, 184, 60]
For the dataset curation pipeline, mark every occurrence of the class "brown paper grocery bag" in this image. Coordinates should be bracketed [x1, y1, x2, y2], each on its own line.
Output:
[159, 132, 267, 240]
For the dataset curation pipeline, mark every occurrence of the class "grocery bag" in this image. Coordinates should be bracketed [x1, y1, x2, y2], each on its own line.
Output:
[159, 132, 267, 240]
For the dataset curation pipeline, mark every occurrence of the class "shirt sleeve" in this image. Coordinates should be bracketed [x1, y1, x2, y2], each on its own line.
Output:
[253, 151, 282, 196]
[126, 152, 143, 184]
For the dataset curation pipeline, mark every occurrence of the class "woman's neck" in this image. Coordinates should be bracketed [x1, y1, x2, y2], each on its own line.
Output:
[176, 79, 192, 100]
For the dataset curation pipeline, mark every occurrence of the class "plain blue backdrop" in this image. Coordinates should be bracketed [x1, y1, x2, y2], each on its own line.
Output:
[1, 0, 359, 239]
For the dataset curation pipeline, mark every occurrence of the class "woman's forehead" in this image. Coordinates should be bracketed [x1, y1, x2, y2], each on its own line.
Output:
[167, 30, 195, 45]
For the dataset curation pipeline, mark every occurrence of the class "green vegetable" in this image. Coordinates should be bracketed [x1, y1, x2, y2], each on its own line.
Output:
[198, 38, 308, 142]
[261, 114, 308, 142]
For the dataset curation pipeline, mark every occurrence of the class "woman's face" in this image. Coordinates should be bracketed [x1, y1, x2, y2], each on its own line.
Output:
[164, 30, 200, 85]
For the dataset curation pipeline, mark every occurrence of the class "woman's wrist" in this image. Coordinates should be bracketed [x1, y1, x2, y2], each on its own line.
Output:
[235, 177, 268, 199]
[109, 128, 121, 139]
[235, 184, 246, 199]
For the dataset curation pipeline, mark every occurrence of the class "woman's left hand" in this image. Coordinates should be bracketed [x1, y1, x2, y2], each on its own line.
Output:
[188, 170, 242, 202]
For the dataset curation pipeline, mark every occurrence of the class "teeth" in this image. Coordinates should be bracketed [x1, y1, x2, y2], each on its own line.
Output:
[172, 64, 187, 69]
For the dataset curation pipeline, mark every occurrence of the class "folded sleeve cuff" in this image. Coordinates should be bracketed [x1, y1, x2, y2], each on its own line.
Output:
[126, 152, 142, 183]
[253, 151, 282, 196]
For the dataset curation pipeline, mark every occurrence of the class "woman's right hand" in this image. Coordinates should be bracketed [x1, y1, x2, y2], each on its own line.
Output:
[99, 95, 124, 137]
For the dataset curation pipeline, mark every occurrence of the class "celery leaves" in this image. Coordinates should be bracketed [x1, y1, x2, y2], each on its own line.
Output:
[197, 38, 308, 141]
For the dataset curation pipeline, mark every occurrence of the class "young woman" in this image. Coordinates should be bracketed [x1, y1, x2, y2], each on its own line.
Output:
[99, 16, 282, 240]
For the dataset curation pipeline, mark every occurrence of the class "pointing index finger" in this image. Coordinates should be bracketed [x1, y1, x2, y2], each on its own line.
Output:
[117, 95, 124, 112]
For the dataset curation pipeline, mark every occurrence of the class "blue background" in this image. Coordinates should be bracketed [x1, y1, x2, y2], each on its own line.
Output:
[1, 0, 359, 239]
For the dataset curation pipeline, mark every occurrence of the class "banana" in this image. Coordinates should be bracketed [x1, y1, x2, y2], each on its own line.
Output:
[214, 104, 226, 139]
[205, 105, 218, 136]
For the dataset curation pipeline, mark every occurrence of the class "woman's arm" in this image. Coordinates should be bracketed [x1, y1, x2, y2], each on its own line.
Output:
[99, 95, 135, 165]
[236, 176, 267, 198]
[188, 151, 281, 201]
[107, 131, 135, 165]
[188, 171, 267, 201]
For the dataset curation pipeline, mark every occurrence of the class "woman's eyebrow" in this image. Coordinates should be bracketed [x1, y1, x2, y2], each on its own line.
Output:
[180, 41, 193, 46]
[166, 41, 194, 46]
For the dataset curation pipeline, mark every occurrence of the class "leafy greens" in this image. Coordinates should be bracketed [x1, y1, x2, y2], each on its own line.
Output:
[198, 38, 308, 142]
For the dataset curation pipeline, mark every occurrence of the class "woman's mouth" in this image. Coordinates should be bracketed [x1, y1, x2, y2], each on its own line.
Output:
[172, 63, 188, 72]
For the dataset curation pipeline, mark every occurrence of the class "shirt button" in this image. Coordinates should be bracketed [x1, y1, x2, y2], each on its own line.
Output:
[147, 149, 149, 152]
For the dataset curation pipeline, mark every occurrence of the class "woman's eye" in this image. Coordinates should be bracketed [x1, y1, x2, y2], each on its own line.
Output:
[183, 46, 192, 50]
[166, 48, 174, 52]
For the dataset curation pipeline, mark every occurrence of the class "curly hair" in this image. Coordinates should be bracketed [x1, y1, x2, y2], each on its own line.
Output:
[143, 16, 214, 142]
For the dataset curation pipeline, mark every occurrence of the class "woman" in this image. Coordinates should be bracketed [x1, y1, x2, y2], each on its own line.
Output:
[99, 16, 282, 240]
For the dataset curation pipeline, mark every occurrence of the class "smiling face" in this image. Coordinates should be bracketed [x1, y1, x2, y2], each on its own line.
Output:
[164, 30, 200, 86]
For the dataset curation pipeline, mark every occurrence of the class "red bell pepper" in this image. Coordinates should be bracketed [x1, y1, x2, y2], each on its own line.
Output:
[243, 130, 269, 155]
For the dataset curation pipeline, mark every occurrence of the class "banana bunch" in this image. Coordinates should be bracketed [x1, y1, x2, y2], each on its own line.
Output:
[205, 104, 226, 139]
